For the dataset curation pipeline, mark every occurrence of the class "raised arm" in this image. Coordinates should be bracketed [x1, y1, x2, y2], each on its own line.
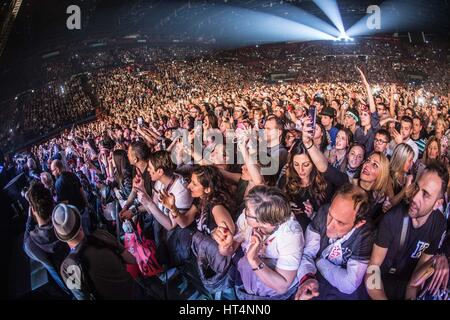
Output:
[301, 117, 329, 173]
[219, 168, 242, 184]
[389, 84, 397, 118]
[238, 136, 264, 186]
[357, 66, 376, 114]
[405, 253, 434, 300]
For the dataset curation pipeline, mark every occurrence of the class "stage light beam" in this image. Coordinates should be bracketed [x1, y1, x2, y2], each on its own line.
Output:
[313, 0, 346, 35]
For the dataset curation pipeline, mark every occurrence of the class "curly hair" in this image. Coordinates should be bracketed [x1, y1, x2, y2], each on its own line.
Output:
[192, 165, 234, 211]
[285, 141, 328, 205]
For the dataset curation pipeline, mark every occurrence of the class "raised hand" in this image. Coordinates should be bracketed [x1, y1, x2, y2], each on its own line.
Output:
[132, 172, 145, 194]
[301, 116, 314, 146]
[426, 255, 449, 296]
[159, 189, 176, 211]
[246, 228, 263, 264]
[391, 128, 403, 145]
[303, 199, 314, 219]
[212, 221, 234, 250]
[382, 197, 392, 213]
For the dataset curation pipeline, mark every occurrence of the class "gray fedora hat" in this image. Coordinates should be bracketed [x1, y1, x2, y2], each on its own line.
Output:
[52, 203, 82, 242]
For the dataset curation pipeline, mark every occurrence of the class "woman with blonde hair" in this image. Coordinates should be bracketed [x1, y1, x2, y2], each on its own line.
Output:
[357, 151, 392, 224]
[434, 115, 449, 158]
[384, 143, 415, 212]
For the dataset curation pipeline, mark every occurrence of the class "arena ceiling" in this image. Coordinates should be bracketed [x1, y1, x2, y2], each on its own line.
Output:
[1, 0, 448, 65]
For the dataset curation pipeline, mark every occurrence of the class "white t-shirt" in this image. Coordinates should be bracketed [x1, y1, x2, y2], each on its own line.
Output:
[153, 174, 193, 216]
[235, 211, 304, 271]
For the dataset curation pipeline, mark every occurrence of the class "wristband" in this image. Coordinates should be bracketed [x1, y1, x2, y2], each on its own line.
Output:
[305, 142, 314, 150]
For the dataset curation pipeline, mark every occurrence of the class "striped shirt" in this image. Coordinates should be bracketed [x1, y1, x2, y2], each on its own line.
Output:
[412, 137, 426, 159]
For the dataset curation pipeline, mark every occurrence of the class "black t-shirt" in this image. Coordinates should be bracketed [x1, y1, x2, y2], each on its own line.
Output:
[132, 165, 153, 197]
[61, 230, 136, 300]
[376, 202, 447, 281]
[55, 171, 86, 211]
[193, 198, 227, 235]
[441, 218, 450, 257]
[265, 143, 288, 186]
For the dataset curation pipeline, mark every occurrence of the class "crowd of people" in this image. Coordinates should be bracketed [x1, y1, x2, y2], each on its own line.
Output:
[3, 37, 450, 300]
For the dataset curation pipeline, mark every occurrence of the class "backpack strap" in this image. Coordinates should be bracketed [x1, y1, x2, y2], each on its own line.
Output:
[389, 214, 409, 274]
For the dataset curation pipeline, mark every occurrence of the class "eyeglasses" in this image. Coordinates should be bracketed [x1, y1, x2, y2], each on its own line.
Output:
[374, 138, 388, 144]
[244, 207, 258, 221]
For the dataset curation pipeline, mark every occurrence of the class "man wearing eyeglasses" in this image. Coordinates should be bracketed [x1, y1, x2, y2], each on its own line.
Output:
[212, 185, 304, 300]
[373, 129, 391, 158]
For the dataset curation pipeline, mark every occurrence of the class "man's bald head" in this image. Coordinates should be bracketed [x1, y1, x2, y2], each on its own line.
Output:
[50, 159, 64, 177]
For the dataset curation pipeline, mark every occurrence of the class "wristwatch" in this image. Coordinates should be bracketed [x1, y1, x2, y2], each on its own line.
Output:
[252, 262, 265, 271]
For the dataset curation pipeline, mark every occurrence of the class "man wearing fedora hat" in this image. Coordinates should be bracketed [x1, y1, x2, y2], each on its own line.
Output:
[54, 203, 139, 300]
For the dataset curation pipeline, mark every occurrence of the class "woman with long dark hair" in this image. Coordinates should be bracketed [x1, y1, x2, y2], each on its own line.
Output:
[186, 166, 235, 234]
[278, 140, 338, 231]
[143, 165, 235, 294]
[110, 149, 133, 202]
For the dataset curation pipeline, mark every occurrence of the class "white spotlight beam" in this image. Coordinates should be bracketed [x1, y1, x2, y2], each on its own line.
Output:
[187, 5, 338, 45]
[313, 0, 346, 35]
[257, 2, 341, 37]
[230, 8, 338, 43]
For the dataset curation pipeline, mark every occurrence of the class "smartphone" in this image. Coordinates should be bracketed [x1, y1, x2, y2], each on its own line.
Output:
[308, 106, 317, 134]
[137, 117, 143, 127]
